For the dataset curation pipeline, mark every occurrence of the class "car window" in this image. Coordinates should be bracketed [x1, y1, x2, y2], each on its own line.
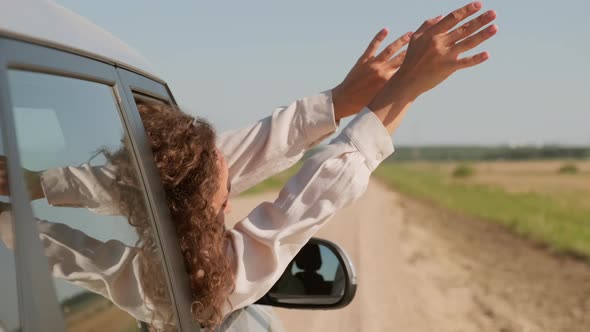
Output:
[0, 140, 20, 332]
[133, 92, 169, 107]
[7, 70, 177, 332]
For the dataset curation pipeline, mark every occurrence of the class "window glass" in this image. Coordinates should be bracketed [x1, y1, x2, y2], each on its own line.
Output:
[7, 70, 177, 332]
[0, 134, 20, 332]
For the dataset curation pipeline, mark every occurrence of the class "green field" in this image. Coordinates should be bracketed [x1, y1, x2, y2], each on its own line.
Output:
[374, 161, 590, 260]
[242, 158, 590, 260]
[388, 145, 590, 161]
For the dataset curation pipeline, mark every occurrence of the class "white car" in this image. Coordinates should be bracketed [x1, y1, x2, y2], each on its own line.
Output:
[0, 1, 356, 331]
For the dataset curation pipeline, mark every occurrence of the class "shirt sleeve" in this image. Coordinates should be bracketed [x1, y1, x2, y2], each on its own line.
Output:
[0, 209, 165, 325]
[40, 162, 121, 216]
[226, 108, 393, 311]
[22, 108, 393, 320]
[217, 91, 338, 195]
[39, 92, 337, 209]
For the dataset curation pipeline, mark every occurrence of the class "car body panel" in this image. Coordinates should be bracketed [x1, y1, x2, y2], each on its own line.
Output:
[0, 0, 160, 81]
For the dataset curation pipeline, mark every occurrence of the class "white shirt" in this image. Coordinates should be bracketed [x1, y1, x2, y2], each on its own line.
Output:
[0, 91, 394, 323]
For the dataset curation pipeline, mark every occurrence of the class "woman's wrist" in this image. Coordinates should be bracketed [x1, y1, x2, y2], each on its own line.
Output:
[368, 76, 417, 112]
[366, 77, 418, 134]
[389, 69, 423, 102]
[26, 170, 45, 200]
[331, 84, 358, 123]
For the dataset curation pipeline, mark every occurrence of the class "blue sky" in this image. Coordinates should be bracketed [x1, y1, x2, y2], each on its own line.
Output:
[56, 0, 590, 146]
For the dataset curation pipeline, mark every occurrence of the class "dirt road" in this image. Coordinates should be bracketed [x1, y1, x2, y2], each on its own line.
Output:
[228, 179, 590, 332]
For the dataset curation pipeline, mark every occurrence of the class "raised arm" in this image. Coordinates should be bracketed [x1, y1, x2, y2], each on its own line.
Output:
[216, 92, 338, 195]
[0, 29, 412, 207]
[217, 30, 412, 194]
[226, 1, 497, 310]
[39, 162, 122, 214]
[226, 109, 393, 310]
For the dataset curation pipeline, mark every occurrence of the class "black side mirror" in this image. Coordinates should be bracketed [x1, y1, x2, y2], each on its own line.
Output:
[255, 238, 357, 309]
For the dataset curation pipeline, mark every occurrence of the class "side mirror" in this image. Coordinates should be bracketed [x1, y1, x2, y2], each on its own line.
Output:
[255, 238, 357, 309]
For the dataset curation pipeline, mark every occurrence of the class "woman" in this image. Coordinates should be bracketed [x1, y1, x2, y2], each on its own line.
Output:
[0, 2, 497, 328]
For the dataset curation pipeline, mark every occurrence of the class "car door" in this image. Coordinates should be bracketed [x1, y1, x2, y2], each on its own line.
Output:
[0, 37, 198, 332]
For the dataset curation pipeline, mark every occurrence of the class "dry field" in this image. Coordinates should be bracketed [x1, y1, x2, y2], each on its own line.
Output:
[409, 160, 590, 193]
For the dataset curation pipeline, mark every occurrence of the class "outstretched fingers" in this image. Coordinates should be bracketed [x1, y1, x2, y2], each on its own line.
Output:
[455, 51, 490, 69]
[386, 50, 407, 69]
[445, 10, 496, 45]
[453, 24, 498, 55]
[429, 2, 483, 35]
[414, 15, 443, 38]
[360, 28, 389, 61]
[374, 32, 412, 63]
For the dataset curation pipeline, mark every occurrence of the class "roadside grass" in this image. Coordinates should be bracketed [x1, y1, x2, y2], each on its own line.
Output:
[374, 163, 590, 259]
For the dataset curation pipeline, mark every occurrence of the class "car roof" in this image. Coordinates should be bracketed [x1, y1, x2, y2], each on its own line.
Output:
[0, 0, 162, 82]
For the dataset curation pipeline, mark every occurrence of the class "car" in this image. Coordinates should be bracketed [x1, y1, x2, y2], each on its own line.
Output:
[0, 1, 356, 332]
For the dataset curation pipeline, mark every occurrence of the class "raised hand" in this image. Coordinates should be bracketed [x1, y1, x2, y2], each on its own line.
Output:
[371, 2, 497, 111]
[0, 155, 44, 200]
[332, 28, 412, 121]
[367, 2, 498, 133]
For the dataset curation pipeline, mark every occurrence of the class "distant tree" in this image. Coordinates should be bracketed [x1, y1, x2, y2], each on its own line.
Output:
[558, 163, 579, 174]
[452, 164, 475, 178]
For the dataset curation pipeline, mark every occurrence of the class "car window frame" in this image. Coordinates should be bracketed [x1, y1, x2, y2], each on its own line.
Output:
[0, 36, 198, 332]
[115, 67, 201, 332]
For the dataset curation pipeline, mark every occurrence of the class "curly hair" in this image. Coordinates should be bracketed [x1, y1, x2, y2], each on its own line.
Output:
[105, 103, 234, 329]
